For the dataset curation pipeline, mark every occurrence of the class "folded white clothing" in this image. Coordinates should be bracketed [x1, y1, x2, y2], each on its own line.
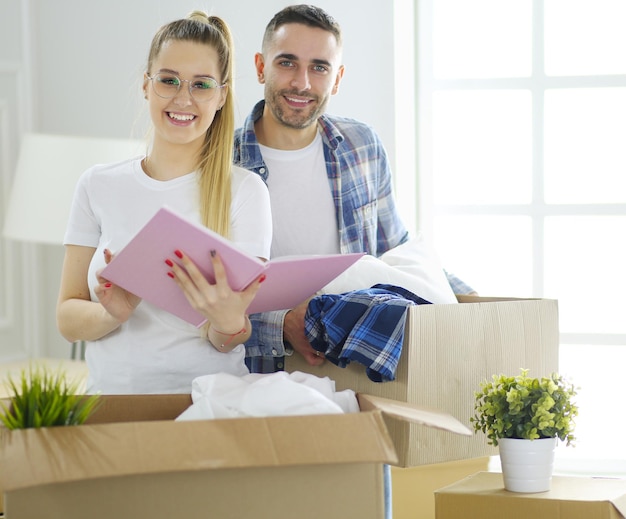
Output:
[175, 371, 359, 422]
[321, 233, 458, 304]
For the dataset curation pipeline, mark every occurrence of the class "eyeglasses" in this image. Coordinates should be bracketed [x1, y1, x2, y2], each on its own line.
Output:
[146, 73, 226, 102]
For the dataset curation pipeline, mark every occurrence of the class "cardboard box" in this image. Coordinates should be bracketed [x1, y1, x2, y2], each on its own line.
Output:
[434, 471, 626, 518]
[286, 296, 559, 467]
[391, 457, 491, 519]
[0, 392, 470, 519]
[391, 456, 491, 519]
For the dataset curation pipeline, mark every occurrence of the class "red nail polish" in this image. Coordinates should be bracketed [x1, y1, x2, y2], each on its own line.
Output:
[174, 250, 183, 259]
[259, 274, 266, 283]
[104, 283, 112, 288]
[167, 272, 175, 278]
[165, 259, 174, 267]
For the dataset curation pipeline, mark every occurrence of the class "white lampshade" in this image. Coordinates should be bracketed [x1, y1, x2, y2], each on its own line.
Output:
[3, 133, 144, 245]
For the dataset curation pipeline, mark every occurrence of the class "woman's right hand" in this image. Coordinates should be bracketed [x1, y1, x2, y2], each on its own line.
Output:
[94, 248, 141, 323]
[58, 245, 138, 343]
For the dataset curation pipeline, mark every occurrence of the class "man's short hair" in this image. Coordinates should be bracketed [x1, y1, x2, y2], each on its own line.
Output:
[262, 4, 342, 51]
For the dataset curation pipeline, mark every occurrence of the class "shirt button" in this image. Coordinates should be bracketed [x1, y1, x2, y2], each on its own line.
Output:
[271, 349, 278, 355]
[259, 167, 266, 174]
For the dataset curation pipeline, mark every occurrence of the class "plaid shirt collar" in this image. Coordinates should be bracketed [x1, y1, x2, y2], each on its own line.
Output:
[235, 100, 344, 182]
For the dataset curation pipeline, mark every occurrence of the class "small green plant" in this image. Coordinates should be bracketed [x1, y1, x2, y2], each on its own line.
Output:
[0, 364, 101, 430]
[470, 368, 578, 447]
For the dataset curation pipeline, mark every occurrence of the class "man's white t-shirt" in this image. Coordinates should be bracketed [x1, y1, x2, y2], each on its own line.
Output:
[260, 131, 339, 257]
[64, 156, 272, 394]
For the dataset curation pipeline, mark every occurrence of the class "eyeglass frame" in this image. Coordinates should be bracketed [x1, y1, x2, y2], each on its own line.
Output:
[145, 73, 228, 102]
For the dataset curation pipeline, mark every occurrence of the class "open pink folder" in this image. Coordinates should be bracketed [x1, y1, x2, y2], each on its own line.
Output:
[101, 207, 364, 327]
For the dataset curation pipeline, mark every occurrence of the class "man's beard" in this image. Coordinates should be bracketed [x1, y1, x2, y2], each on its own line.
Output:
[266, 88, 328, 130]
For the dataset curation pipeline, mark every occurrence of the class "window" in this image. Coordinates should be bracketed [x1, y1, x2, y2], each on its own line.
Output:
[409, 0, 626, 466]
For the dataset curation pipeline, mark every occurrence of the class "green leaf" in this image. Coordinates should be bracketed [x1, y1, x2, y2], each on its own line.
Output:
[0, 363, 101, 430]
[471, 368, 579, 447]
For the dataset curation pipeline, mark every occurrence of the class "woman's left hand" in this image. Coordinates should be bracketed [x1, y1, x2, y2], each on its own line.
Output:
[165, 249, 264, 333]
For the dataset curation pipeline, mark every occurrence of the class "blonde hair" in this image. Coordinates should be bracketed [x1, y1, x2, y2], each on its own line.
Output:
[147, 11, 235, 237]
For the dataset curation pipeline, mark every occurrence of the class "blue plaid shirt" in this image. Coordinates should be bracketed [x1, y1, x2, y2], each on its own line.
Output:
[234, 100, 473, 372]
[306, 285, 431, 382]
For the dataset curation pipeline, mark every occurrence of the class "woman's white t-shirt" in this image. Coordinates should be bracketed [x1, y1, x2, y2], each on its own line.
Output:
[64, 156, 272, 394]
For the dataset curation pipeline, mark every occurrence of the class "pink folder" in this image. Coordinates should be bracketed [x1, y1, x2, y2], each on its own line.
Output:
[101, 207, 364, 327]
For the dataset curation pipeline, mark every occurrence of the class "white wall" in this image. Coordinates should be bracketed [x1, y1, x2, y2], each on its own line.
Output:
[34, 0, 396, 141]
[0, 0, 399, 359]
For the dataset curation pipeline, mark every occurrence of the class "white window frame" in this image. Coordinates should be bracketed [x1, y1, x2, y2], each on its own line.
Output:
[403, 0, 626, 352]
[395, 0, 626, 469]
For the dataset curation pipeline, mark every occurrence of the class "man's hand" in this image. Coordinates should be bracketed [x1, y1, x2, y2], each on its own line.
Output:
[283, 299, 325, 366]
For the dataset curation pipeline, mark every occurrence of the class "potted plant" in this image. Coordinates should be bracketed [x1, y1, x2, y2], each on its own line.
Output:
[470, 368, 578, 493]
[0, 364, 100, 430]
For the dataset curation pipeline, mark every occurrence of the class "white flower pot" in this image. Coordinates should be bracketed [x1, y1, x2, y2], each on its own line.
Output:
[498, 437, 557, 493]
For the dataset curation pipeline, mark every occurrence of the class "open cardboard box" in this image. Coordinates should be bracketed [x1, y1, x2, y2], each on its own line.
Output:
[434, 471, 626, 519]
[286, 296, 560, 467]
[0, 392, 471, 519]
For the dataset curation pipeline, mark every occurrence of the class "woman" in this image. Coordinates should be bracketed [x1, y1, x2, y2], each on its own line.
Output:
[57, 12, 272, 394]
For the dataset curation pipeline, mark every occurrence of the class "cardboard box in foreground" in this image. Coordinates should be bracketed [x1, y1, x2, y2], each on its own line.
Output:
[0, 392, 470, 519]
[434, 471, 626, 519]
[287, 296, 560, 467]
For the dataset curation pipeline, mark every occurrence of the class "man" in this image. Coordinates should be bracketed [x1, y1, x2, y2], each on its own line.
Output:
[234, 4, 474, 374]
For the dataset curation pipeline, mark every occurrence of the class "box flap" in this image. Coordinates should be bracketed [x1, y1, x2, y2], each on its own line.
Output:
[357, 394, 472, 436]
[0, 409, 398, 492]
[613, 491, 626, 517]
[455, 295, 543, 303]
